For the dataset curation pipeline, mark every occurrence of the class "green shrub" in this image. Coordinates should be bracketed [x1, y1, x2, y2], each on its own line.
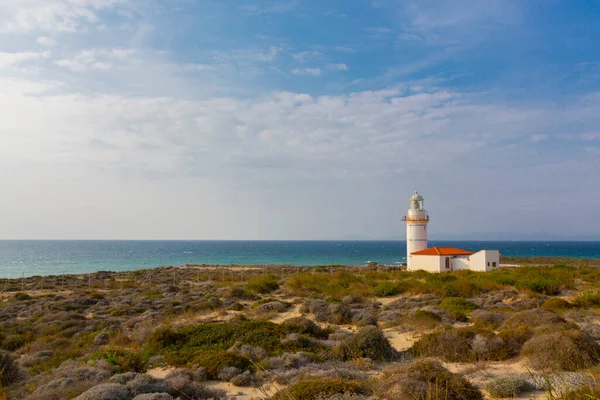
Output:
[412, 327, 476, 362]
[246, 276, 280, 294]
[513, 267, 573, 295]
[225, 286, 253, 299]
[439, 297, 478, 313]
[14, 292, 31, 301]
[500, 308, 568, 330]
[497, 326, 533, 356]
[413, 309, 442, 322]
[94, 349, 149, 373]
[335, 326, 397, 361]
[541, 298, 573, 310]
[472, 312, 505, 330]
[573, 290, 600, 308]
[393, 310, 443, 331]
[373, 281, 405, 297]
[521, 329, 600, 371]
[0, 351, 20, 387]
[376, 359, 482, 400]
[282, 317, 331, 339]
[251, 298, 290, 309]
[143, 290, 163, 299]
[194, 351, 250, 380]
[273, 377, 372, 400]
[147, 320, 327, 364]
[561, 386, 600, 400]
[1, 335, 26, 351]
[485, 376, 529, 398]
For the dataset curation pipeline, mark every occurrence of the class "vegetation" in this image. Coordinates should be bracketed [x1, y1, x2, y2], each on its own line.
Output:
[272, 377, 372, 400]
[521, 330, 600, 371]
[485, 376, 529, 398]
[245, 275, 280, 294]
[376, 359, 483, 400]
[0, 262, 598, 399]
[335, 326, 398, 361]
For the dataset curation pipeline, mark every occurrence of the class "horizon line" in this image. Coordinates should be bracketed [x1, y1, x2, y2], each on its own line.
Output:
[0, 238, 599, 242]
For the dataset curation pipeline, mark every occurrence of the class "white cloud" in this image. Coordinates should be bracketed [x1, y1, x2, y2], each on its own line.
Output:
[530, 134, 547, 143]
[0, 0, 132, 33]
[292, 67, 321, 76]
[55, 48, 135, 72]
[0, 51, 50, 68]
[36, 36, 57, 46]
[292, 51, 323, 61]
[328, 63, 348, 71]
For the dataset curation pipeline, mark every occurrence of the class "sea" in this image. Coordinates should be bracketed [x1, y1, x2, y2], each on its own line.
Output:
[0, 240, 599, 279]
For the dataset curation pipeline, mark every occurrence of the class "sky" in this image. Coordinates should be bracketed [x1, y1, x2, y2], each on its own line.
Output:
[0, 0, 599, 240]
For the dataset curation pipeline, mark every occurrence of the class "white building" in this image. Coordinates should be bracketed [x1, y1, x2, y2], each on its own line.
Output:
[403, 192, 500, 273]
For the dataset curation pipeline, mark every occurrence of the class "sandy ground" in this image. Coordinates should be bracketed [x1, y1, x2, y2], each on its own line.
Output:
[444, 359, 547, 400]
[147, 368, 278, 400]
[384, 329, 420, 352]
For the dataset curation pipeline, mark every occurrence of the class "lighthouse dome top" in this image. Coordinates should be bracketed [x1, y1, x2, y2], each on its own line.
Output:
[409, 191, 425, 211]
[410, 191, 424, 201]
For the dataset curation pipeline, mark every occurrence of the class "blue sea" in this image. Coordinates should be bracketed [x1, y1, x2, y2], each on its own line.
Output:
[0, 240, 598, 278]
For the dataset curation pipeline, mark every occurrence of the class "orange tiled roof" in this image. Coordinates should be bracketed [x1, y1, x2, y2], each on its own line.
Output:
[411, 247, 474, 256]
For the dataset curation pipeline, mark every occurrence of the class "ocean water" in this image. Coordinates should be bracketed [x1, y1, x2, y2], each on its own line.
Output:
[0, 240, 598, 279]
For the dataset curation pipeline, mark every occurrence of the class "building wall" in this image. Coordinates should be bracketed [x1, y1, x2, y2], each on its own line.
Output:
[469, 250, 500, 272]
[451, 257, 471, 271]
[410, 255, 445, 273]
[406, 221, 428, 269]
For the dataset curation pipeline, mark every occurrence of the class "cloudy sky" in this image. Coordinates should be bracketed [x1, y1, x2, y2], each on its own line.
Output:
[0, 0, 599, 240]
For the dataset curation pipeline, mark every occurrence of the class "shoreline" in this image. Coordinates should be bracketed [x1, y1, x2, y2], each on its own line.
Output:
[1, 255, 599, 281]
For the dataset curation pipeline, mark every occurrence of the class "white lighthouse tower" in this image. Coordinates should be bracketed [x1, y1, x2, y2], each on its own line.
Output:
[403, 191, 429, 270]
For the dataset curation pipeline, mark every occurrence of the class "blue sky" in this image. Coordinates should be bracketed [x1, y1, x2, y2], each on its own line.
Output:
[0, 0, 599, 240]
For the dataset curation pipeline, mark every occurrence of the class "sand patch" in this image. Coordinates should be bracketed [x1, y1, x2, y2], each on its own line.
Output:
[147, 366, 174, 379]
[269, 304, 303, 324]
[205, 381, 278, 400]
[384, 329, 419, 352]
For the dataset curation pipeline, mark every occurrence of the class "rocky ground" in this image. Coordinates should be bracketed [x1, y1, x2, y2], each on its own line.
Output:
[1, 261, 600, 400]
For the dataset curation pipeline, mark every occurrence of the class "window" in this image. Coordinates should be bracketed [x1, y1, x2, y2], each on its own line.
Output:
[492, 262, 497, 267]
[487, 262, 490, 266]
[445, 257, 450, 269]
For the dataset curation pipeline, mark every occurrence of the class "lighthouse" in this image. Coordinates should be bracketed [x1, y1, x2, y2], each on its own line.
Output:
[403, 191, 429, 270]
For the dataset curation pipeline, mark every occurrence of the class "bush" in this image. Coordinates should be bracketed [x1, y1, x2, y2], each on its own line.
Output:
[562, 387, 600, 400]
[335, 326, 397, 361]
[573, 290, 600, 308]
[373, 281, 405, 297]
[246, 276, 279, 294]
[195, 352, 250, 380]
[472, 312, 505, 330]
[273, 377, 371, 400]
[146, 320, 326, 365]
[439, 297, 478, 313]
[14, 292, 31, 301]
[0, 351, 20, 387]
[497, 326, 533, 356]
[485, 376, 529, 398]
[282, 317, 330, 339]
[397, 310, 443, 331]
[541, 298, 573, 310]
[2, 335, 26, 351]
[96, 349, 149, 373]
[376, 359, 483, 400]
[521, 329, 600, 371]
[412, 328, 475, 362]
[500, 308, 568, 330]
[328, 304, 353, 324]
